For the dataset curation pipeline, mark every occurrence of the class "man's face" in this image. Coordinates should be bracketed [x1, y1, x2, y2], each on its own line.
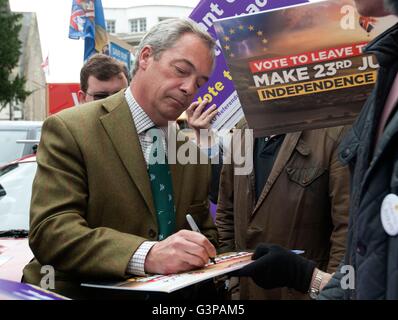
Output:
[78, 73, 128, 103]
[134, 33, 213, 126]
[354, 0, 390, 17]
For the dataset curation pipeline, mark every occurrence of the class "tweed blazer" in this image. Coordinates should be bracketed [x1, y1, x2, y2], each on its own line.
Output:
[23, 90, 217, 298]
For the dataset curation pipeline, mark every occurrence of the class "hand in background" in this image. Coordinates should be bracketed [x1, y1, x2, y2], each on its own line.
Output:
[231, 243, 316, 293]
[186, 99, 218, 146]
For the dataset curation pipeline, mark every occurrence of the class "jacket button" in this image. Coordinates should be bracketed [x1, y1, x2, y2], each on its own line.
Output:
[356, 241, 366, 256]
[148, 229, 157, 239]
[343, 148, 350, 157]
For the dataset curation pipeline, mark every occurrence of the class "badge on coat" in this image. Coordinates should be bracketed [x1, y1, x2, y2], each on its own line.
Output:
[381, 193, 398, 236]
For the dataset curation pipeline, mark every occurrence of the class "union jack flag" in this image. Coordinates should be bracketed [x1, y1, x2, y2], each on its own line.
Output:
[359, 16, 377, 33]
[69, 0, 94, 39]
[69, 0, 108, 61]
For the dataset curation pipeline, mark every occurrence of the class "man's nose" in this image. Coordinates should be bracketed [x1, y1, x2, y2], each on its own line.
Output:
[180, 77, 197, 96]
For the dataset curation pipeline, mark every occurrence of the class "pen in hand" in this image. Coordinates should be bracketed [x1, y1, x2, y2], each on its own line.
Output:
[186, 213, 216, 264]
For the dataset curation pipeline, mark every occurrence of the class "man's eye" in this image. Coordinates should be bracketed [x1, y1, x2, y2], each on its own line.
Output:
[174, 66, 187, 75]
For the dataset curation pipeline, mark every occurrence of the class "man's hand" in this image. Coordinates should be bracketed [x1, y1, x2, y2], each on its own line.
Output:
[231, 243, 316, 293]
[144, 230, 217, 274]
[186, 99, 218, 146]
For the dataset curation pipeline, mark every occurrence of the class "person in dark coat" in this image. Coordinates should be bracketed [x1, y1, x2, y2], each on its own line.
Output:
[234, 0, 398, 300]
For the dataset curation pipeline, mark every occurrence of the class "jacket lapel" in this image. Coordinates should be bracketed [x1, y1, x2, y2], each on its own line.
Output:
[99, 91, 156, 216]
[355, 67, 397, 198]
[252, 132, 303, 215]
[366, 106, 398, 179]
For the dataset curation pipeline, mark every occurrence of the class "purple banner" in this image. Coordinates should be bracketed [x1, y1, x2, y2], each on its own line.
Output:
[189, 0, 308, 131]
[0, 279, 67, 300]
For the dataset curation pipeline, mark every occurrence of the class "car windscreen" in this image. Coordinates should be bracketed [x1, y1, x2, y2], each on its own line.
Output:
[0, 163, 19, 177]
[0, 130, 28, 165]
[0, 161, 36, 231]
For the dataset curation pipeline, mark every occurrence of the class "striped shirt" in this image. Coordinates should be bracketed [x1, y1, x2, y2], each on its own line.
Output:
[125, 87, 168, 165]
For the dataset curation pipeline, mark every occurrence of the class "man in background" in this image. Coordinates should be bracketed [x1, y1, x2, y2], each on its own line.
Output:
[216, 121, 350, 300]
[78, 54, 129, 104]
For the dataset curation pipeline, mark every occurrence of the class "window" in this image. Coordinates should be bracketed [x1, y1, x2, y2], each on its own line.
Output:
[158, 17, 174, 22]
[106, 20, 115, 33]
[0, 126, 41, 167]
[130, 18, 146, 33]
[0, 130, 28, 165]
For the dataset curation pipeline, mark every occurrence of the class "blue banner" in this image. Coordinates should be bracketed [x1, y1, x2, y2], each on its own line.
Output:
[110, 42, 131, 71]
[69, 0, 109, 61]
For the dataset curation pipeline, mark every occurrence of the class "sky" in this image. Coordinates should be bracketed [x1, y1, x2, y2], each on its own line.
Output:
[9, 0, 200, 83]
[8, 0, 323, 83]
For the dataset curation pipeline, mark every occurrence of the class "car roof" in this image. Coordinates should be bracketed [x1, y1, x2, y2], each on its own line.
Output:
[0, 121, 43, 130]
[10, 154, 37, 164]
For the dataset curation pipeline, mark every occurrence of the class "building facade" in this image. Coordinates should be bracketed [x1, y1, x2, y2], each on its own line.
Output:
[0, 12, 46, 121]
[104, 1, 194, 47]
[18, 12, 46, 121]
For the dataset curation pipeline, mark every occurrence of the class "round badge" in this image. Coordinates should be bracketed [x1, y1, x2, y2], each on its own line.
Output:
[381, 193, 398, 236]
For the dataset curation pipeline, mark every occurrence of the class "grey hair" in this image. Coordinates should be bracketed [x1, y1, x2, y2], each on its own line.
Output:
[384, 0, 398, 15]
[131, 18, 216, 77]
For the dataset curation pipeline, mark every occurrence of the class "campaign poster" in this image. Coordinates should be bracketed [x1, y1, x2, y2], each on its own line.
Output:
[189, 0, 309, 131]
[82, 252, 252, 293]
[214, 0, 398, 136]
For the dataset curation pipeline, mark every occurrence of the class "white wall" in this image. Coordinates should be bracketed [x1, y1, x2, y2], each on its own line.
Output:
[105, 5, 193, 34]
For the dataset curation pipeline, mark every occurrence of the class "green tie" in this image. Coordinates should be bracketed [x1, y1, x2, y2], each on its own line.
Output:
[147, 128, 176, 240]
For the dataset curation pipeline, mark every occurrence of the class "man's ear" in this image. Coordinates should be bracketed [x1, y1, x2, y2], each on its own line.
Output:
[138, 45, 153, 71]
[77, 90, 86, 104]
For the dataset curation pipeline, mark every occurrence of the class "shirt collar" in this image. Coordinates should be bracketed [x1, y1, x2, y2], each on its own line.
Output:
[125, 87, 155, 134]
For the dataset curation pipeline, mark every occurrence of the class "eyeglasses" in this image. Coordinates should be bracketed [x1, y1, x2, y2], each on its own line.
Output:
[85, 91, 119, 101]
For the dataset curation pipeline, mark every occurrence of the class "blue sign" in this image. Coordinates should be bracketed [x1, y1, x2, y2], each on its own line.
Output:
[109, 42, 131, 71]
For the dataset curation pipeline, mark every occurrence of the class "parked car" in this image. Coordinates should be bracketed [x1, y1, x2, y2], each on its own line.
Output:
[0, 155, 36, 282]
[0, 121, 42, 167]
